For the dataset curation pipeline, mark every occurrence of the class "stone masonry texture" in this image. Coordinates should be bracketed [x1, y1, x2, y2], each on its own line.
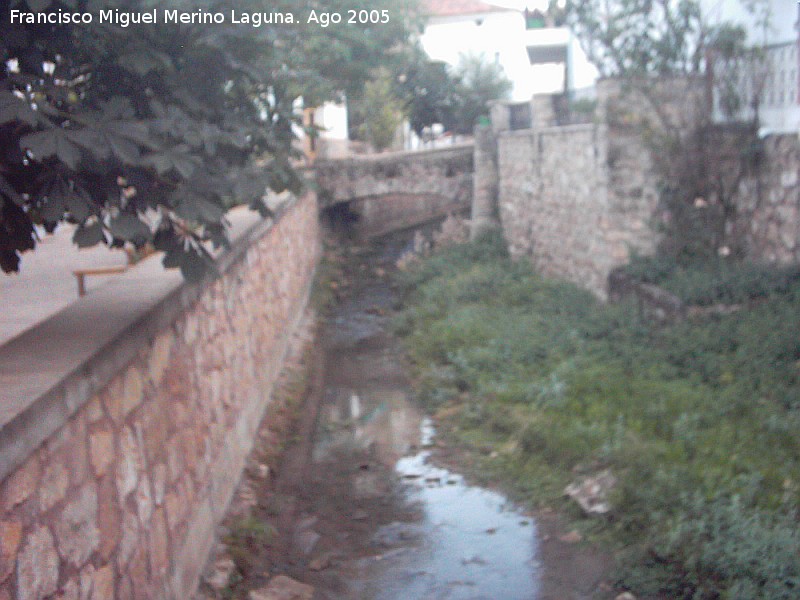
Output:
[492, 80, 800, 298]
[314, 145, 473, 237]
[0, 193, 319, 600]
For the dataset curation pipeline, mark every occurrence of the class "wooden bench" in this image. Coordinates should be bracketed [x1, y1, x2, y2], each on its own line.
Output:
[73, 245, 155, 297]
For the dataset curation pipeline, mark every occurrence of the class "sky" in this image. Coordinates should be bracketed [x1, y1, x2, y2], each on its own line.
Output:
[489, 0, 797, 44]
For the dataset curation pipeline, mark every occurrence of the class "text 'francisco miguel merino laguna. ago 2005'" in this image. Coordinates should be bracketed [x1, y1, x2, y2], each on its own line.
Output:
[10, 8, 309, 28]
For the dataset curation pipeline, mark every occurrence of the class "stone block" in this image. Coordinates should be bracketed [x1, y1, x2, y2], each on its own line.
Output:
[16, 525, 59, 600]
[116, 427, 139, 501]
[1, 454, 40, 511]
[140, 403, 169, 465]
[148, 331, 174, 387]
[121, 367, 144, 419]
[127, 545, 150, 600]
[102, 378, 126, 425]
[39, 460, 69, 512]
[148, 508, 169, 582]
[91, 565, 115, 600]
[59, 578, 80, 600]
[0, 520, 22, 582]
[164, 492, 182, 535]
[135, 476, 153, 525]
[96, 474, 120, 561]
[117, 510, 139, 568]
[152, 464, 167, 506]
[54, 483, 99, 567]
[89, 427, 115, 477]
[85, 396, 105, 424]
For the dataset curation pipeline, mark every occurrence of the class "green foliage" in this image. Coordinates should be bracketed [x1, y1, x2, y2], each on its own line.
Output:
[565, 0, 706, 78]
[395, 238, 800, 598]
[396, 46, 460, 136]
[625, 253, 800, 306]
[0, 0, 416, 277]
[445, 53, 512, 135]
[359, 69, 404, 151]
[566, 1, 767, 263]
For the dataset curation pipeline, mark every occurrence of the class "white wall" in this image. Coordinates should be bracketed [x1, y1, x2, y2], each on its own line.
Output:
[421, 10, 534, 101]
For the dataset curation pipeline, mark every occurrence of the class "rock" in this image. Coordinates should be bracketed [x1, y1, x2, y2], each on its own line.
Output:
[249, 575, 314, 600]
[54, 483, 100, 566]
[615, 593, 636, 600]
[204, 557, 236, 591]
[309, 554, 332, 571]
[16, 526, 59, 600]
[564, 469, 617, 516]
[296, 515, 318, 531]
[558, 530, 583, 544]
[371, 522, 422, 547]
[293, 529, 320, 556]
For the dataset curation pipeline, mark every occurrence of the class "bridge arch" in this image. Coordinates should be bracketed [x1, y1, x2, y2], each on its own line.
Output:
[314, 144, 474, 237]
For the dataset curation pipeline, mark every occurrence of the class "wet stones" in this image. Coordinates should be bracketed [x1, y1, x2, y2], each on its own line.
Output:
[564, 469, 617, 516]
[249, 575, 314, 600]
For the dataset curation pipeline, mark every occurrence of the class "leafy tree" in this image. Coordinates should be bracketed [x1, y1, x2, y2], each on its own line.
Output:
[565, 0, 769, 263]
[358, 69, 404, 151]
[395, 45, 459, 137]
[446, 52, 512, 135]
[0, 0, 417, 278]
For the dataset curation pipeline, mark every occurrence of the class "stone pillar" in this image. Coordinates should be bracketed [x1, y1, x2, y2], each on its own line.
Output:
[471, 124, 500, 239]
[531, 94, 556, 129]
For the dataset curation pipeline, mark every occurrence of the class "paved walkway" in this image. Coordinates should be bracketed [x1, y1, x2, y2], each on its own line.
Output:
[0, 225, 130, 346]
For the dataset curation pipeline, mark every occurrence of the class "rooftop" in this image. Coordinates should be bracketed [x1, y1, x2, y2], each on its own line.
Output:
[423, 0, 514, 17]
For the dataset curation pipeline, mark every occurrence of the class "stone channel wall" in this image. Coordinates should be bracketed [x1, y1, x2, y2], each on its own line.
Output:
[494, 108, 658, 297]
[735, 133, 800, 263]
[0, 194, 319, 600]
[490, 80, 800, 298]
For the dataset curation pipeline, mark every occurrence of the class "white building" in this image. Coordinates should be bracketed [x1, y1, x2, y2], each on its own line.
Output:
[420, 0, 597, 101]
[706, 0, 799, 132]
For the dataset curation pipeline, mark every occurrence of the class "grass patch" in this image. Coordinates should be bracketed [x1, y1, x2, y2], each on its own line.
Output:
[624, 253, 800, 306]
[394, 233, 800, 599]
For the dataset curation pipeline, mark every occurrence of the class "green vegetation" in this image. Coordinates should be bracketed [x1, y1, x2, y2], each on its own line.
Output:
[1, 0, 416, 278]
[393, 233, 800, 599]
[358, 69, 404, 151]
[625, 253, 800, 306]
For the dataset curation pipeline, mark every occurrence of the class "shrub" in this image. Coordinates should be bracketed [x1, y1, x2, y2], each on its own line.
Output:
[394, 235, 800, 598]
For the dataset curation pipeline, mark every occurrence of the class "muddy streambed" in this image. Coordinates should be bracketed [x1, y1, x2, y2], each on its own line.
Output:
[211, 231, 614, 599]
[286, 233, 540, 599]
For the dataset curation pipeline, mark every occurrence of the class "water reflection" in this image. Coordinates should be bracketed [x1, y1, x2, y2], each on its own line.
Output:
[313, 234, 540, 598]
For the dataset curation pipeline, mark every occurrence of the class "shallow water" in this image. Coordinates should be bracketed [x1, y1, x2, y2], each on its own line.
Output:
[312, 233, 541, 599]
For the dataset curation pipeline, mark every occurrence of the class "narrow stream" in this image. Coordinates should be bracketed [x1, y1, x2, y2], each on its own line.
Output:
[304, 231, 541, 599]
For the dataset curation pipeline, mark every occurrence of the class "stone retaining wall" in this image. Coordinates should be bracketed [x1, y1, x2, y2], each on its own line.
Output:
[495, 120, 658, 298]
[490, 81, 800, 298]
[0, 194, 320, 600]
[735, 133, 800, 263]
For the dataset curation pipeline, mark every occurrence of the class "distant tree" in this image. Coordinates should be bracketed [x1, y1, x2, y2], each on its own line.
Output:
[446, 53, 512, 135]
[396, 46, 460, 137]
[359, 69, 404, 151]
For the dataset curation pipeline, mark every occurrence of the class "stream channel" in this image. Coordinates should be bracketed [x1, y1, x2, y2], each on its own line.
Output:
[287, 230, 542, 599]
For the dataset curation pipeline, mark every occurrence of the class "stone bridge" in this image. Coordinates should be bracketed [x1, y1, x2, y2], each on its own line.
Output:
[314, 144, 474, 237]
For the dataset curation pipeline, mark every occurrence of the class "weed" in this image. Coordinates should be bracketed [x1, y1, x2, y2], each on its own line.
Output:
[394, 233, 800, 598]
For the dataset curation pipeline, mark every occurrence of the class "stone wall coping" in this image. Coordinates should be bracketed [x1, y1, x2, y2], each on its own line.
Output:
[313, 143, 474, 167]
[0, 197, 298, 483]
[498, 123, 597, 139]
